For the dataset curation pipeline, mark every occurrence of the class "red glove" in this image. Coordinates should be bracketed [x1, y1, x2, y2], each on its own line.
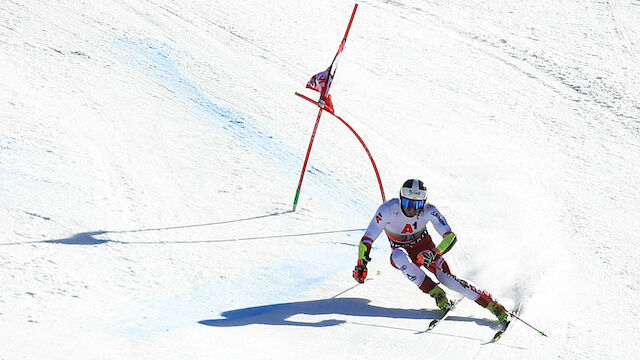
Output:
[352, 259, 368, 283]
[417, 249, 440, 266]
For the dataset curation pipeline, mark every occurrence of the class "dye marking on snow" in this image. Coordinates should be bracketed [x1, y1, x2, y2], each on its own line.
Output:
[108, 37, 379, 337]
[113, 37, 376, 216]
[114, 37, 285, 165]
[113, 38, 243, 127]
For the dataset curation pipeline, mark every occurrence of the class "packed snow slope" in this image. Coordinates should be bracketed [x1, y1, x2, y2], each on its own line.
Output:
[2, 0, 639, 359]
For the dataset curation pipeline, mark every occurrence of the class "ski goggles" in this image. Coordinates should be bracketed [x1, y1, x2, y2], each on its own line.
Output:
[401, 197, 425, 210]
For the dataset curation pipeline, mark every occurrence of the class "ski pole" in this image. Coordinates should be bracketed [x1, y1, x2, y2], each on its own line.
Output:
[430, 262, 548, 337]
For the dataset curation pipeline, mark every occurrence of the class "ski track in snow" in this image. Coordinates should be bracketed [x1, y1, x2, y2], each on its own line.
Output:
[397, 0, 640, 125]
[609, 0, 640, 61]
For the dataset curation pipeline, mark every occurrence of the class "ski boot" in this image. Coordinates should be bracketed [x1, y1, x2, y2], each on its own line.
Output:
[487, 302, 509, 327]
[428, 286, 452, 312]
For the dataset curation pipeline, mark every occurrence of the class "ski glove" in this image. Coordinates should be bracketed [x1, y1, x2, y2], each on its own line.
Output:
[353, 259, 368, 283]
[353, 238, 372, 283]
[417, 249, 440, 267]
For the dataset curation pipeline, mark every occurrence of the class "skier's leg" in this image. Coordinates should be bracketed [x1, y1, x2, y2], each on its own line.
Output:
[429, 257, 481, 301]
[430, 258, 508, 324]
[390, 247, 435, 292]
[390, 248, 450, 311]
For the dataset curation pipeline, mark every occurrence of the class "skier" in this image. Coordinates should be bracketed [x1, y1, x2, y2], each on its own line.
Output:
[352, 179, 508, 325]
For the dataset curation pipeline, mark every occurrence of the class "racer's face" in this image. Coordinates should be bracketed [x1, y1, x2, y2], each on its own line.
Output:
[402, 206, 420, 217]
[401, 197, 424, 217]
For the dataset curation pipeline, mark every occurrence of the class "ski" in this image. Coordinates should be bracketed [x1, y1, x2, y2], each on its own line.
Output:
[426, 297, 464, 331]
[491, 302, 523, 342]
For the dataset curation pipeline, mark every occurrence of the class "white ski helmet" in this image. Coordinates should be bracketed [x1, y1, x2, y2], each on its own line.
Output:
[399, 179, 427, 212]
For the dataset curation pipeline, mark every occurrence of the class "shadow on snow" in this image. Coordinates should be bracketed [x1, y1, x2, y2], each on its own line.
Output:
[198, 297, 494, 329]
[3, 211, 363, 246]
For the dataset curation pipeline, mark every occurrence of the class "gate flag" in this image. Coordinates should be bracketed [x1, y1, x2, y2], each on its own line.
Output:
[306, 68, 334, 113]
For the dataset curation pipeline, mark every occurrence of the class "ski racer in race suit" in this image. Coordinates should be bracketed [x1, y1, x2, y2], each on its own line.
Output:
[353, 179, 508, 324]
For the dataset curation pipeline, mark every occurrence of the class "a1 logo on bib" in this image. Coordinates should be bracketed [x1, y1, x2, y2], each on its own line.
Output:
[401, 224, 413, 234]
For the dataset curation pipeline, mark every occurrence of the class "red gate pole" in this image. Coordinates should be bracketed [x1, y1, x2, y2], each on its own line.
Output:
[292, 4, 359, 211]
[292, 106, 325, 212]
[295, 91, 386, 203]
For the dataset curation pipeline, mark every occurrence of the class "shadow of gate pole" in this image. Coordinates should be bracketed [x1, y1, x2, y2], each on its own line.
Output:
[3, 210, 366, 246]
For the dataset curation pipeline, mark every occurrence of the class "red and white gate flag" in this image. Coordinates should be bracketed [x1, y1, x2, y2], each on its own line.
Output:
[306, 68, 334, 113]
[304, 4, 355, 114]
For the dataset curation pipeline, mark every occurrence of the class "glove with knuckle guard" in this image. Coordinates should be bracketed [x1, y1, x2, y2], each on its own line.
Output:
[353, 238, 372, 283]
[353, 259, 368, 283]
[417, 248, 440, 267]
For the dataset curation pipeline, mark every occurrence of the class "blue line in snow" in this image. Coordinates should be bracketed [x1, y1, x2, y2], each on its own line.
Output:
[113, 37, 373, 215]
[111, 37, 380, 338]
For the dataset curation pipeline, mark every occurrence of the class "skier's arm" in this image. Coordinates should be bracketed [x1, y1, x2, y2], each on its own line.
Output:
[436, 232, 457, 255]
[353, 202, 389, 283]
[428, 206, 457, 255]
[359, 202, 389, 261]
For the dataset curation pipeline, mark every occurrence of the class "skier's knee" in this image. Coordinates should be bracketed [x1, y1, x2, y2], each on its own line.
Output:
[390, 248, 408, 269]
[389, 253, 399, 269]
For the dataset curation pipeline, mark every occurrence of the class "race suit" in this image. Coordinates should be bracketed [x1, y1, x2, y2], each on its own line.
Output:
[362, 198, 486, 303]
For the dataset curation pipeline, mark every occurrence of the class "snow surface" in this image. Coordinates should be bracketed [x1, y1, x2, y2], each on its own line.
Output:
[1, 0, 639, 359]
